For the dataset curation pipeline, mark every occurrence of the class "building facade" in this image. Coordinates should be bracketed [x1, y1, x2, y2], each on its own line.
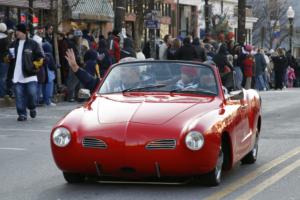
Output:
[0, 0, 51, 29]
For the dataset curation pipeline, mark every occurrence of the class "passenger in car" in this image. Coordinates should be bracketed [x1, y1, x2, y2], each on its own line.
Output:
[175, 66, 198, 89]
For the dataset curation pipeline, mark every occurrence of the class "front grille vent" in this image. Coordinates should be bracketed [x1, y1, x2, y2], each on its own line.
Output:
[145, 139, 176, 150]
[82, 137, 108, 149]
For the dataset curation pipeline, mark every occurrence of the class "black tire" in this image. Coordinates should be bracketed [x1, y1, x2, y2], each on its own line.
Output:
[63, 172, 85, 184]
[204, 148, 224, 186]
[241, 135, 259, 164]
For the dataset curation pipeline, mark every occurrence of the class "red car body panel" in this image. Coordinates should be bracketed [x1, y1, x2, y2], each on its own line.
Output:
[51, 62, 261, 179]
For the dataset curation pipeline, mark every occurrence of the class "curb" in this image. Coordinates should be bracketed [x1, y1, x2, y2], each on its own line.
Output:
[0, 93, 66, 108]
[0, 97, 15, 108]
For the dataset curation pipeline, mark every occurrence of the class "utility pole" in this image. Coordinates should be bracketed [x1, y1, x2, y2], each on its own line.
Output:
[114, 0, 126, 32]
[238, 0, 246, 45]
[28, 0, 34, 37]
[204, 0, 210, 35]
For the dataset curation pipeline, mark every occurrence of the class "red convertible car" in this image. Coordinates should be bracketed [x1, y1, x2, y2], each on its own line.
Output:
[51, 61, 261, 186]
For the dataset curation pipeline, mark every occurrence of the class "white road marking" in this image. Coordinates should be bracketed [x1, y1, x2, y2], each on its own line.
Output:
[0, 147, 26, 151]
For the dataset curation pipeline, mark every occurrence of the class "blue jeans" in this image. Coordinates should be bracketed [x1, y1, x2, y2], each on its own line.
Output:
[42, 81, 54, 105]
[234, 67, 243, 90]
[14, 82, 38, 117]
[0, 62, 8, 97]
[255, 74, 266, 91]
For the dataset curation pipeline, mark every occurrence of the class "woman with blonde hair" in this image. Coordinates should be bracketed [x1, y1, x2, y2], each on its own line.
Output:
[167, 38, 181, 60]
[271, 48, 288, 90]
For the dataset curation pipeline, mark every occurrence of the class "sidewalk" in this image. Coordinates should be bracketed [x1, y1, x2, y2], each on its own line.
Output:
[0, 93, 65, 108]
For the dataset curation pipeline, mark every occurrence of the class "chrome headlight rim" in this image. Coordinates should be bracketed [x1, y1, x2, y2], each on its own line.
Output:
[52, 127, 71, 147]
[185, 131, 205, 151]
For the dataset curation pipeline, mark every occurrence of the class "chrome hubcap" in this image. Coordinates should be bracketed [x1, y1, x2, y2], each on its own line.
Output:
[252, 139, 258, 158]
[215, 151, 224, 181]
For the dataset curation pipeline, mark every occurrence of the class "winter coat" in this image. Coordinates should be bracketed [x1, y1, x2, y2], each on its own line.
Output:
[176, 44, 198, 61]
[0, 33, 9, 63]
[287, 67, 296, 80]
[213, 45, 233, 73]
[121, 38, 136, 59]
[42, 42, 56, 83]
[254, 53, 267, 76]
[98, 39, 113, 77]
[84, 49, 100, 78]
[7, 38, 44, 80]
[272, 56, 288, 73]
[167, 47, 178, 60]
[107, 36, 120, 63]
[243, 57, 254, 77]
[192, 38, 207, 62]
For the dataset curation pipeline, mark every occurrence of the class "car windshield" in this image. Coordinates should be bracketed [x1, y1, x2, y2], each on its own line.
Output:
[99, 62, 218, 96]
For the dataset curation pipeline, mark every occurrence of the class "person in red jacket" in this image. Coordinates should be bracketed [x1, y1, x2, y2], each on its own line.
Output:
[243, 54, 255, 89]
[107, 30, 120, 64]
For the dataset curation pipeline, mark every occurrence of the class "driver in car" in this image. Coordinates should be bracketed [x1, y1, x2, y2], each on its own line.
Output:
[104, 67, 142, 92]
[65, 49, 142, 93]
[175, 66, 198, 90]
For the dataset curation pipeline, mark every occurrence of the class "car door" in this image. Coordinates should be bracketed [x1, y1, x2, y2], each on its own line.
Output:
[237, 93, 252, 159]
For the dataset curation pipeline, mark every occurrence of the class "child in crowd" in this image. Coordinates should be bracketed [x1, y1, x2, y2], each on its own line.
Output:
[287, 66, 296, 88]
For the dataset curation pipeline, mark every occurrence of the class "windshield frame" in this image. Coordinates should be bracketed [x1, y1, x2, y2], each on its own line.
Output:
[97, 60, 220, 96]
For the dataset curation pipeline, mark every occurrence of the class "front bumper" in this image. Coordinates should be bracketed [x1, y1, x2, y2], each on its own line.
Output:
[51, 135, 220, 178]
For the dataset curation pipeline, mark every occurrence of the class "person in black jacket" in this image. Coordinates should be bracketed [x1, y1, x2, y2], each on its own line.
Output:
[39, 42, 57, 106]
[213, 43, 234, 90]
[271, 48, 288, 90]
[121, 37, 136, 59]
[0, 23, 9, 97]
[176, 37, 198, 61]
[65, 50, 139, 93]
[192, 37, 207, 62]
[7, 23, 44, 121]
[97, 39, 113, 78]
[212, 43, 233, 73]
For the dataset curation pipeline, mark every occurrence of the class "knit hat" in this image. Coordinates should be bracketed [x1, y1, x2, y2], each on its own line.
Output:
[181, 66, 198, 77]
[73, 29, 83, 37]
[16, 23, 27, 34]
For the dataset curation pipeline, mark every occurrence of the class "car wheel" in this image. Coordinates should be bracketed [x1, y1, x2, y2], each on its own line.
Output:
[63, 172, 85, 184]
[205, 148, 224, 186]
[241, 135, 259, 164]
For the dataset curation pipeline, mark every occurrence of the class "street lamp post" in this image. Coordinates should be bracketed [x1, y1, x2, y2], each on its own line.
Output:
[287, 6, 295, 54]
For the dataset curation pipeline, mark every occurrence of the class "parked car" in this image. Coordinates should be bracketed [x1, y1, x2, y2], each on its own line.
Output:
[51, 60, 262, 186]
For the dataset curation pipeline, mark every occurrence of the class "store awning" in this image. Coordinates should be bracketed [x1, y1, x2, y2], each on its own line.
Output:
[67, 0, 114, 22]
[0, 0, 50, 9]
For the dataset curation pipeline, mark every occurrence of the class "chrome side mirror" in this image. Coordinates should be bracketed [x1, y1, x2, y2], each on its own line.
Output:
[229, 90, 244, 100]
[78, 89, 91, 100]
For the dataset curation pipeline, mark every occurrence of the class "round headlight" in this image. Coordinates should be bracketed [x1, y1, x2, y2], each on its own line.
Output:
[52, 127, 71, 147]
[185, 131, 204, 151]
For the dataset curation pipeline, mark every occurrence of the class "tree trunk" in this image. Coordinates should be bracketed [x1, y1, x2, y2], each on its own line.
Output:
[133, 0, 145, 51]
[238, 0, 246, 45]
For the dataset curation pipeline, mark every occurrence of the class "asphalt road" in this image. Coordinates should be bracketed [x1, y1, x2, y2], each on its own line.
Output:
[0, 89, 300, 200]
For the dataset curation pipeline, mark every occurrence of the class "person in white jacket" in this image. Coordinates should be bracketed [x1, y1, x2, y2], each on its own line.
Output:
[159, 34, 171, 60]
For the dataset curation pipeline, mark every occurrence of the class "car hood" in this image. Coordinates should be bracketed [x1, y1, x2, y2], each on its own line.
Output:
[97, 94, 215, 125]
